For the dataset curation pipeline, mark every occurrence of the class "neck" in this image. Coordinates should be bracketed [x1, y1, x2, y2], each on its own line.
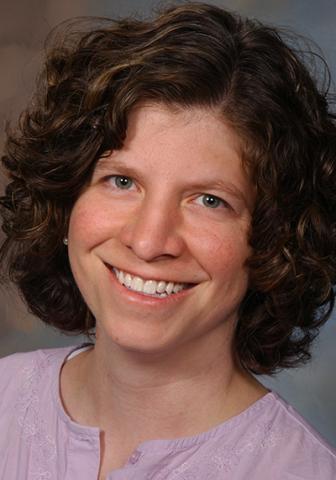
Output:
[64, 327, 267, 445]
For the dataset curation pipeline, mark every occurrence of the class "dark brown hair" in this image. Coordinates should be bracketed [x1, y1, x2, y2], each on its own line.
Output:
[1, 2, 336, 374]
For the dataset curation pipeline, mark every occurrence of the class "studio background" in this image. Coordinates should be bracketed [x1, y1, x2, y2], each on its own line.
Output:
[1, 0, 335, 447]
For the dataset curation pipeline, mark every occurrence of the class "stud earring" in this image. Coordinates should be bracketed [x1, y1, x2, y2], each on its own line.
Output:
[63, 237, 68, 246]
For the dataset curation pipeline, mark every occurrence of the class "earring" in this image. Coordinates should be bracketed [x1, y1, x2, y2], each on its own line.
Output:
[63, 237, 68, 246]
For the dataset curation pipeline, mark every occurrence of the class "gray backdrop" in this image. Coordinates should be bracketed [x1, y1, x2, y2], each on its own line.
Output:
[1, 0, 335, 447]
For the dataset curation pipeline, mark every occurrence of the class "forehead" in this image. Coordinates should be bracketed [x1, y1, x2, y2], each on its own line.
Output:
[126, 103, 244, 151]
[115, 103, 249, 176]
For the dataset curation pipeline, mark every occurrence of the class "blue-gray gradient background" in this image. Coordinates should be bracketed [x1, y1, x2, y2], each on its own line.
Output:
[1, 0, 335, 446]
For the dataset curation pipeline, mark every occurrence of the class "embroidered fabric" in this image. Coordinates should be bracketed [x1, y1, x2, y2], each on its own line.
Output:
[1, 345, 335, 480]
[174, 425, 278, 478]
[150, 416, 282, 480]
[16, 357, 57, 480]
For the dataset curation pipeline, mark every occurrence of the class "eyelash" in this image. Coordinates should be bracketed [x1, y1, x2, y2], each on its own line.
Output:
[106, 175, 230, 210]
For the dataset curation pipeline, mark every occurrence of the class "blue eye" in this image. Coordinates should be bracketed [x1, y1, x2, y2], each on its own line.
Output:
[200, 194, 225, 209]
[111, 175, 133, 189]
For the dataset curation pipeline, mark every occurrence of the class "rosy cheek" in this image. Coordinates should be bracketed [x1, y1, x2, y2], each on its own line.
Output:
[69, 198, 107, 244]
[191, 227, 249, 274]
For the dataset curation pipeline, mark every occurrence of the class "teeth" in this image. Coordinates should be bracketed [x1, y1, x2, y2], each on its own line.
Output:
[112, 267, 188, 297]
[173, 284, 183, 293]
[124, 273, 132, 288]
[131, 276, 143, 292]
[157, 281, 166, 293]
[143, 280, 157, 294]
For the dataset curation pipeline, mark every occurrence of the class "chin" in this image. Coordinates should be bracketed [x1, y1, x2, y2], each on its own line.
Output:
[97, 318, 183, 356]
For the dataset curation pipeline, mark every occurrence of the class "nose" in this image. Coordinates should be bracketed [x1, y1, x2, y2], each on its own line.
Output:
[119, 197, 185, 262]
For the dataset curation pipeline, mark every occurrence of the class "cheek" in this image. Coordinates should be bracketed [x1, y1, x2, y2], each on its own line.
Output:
[190, 224, 250, 277]
[68, 196, 118, 247]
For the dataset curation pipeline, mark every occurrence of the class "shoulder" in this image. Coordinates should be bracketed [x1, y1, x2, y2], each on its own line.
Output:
[0, 345, 76, 409]
[258, 392, 336, 478]
[0, 345, 82, 478]
[0, 344, 75, 373]
[199, 392, 336, 479]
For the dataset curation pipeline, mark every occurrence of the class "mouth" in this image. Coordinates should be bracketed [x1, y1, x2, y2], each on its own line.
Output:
[106, 264, 196, 299]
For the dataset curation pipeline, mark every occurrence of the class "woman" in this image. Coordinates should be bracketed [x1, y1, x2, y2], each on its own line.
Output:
[0, 2, 335, 479]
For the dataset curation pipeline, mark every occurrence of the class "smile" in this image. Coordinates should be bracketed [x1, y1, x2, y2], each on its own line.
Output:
[112, 267, 190, 298]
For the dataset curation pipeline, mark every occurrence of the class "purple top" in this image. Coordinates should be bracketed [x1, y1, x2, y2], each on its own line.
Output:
[1, 344, 335, 479]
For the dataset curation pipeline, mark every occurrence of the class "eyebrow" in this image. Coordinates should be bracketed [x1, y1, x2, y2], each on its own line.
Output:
[95, 157, 135, 175]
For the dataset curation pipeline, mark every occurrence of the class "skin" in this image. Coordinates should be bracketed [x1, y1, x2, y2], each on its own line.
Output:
[61, 104, 268, 475]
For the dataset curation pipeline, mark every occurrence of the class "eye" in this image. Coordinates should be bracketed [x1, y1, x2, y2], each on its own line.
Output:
[109, 175, 134, 189]
[196, 194, 228, 209]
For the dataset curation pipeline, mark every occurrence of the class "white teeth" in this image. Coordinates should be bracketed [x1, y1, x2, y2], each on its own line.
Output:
[157, 281, 167, 293]
[173, 284, 183, 293]
[124, 273, 132, 288]
[143, 280, 157, 294]
[166, 282, 174, 295]
[112, 267, 188, 297]
[132, 276, 143, 292]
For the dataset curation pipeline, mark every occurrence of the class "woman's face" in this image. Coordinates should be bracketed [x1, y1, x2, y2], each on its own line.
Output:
[68, 104, 255, 355]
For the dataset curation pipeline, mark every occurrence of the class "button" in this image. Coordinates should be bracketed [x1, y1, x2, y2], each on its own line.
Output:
[128, 450, 141, 464]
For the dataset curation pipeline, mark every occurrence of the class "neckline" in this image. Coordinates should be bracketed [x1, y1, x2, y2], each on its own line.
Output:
[53, 343, 100, 437]
[52, 343, 277, 451]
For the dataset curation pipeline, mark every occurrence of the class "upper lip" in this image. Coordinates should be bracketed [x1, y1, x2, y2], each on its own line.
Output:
[105, 262, 198, 286]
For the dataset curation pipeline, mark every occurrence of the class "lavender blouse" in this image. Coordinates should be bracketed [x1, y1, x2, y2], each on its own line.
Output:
[0, 344, 335, 479]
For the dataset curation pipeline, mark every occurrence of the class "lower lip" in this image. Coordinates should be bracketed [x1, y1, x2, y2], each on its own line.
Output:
[106, 265, 194, 306]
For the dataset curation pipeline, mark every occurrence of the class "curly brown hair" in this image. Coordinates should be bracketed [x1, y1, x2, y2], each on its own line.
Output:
[1, 2, 336, 374]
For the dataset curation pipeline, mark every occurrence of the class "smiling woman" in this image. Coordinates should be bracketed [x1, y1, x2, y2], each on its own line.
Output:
[0, 2, 336, 479]
[67, 105, 253, 355]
